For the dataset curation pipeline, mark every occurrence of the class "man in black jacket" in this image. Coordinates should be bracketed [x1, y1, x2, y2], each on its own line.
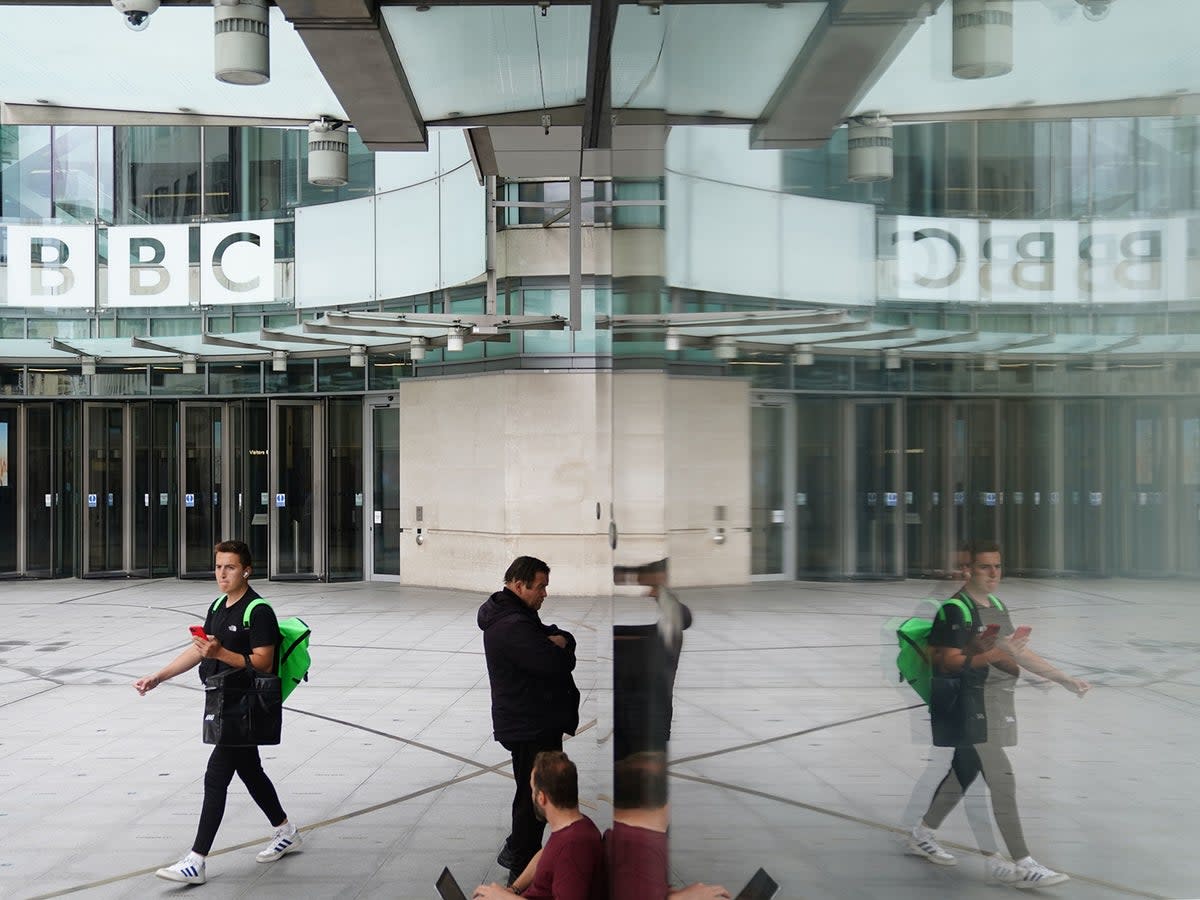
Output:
[479, 556, 580, 885]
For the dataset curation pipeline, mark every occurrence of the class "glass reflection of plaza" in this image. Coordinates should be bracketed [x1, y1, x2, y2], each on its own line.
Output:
[0, 1, 1197, 897]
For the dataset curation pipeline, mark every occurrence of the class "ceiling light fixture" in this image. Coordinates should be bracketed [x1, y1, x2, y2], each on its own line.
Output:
[952, 0, 1013, 80]
[214, 0, 270, 85]
[446, 328, 466, 353]
[81, 356, 97, 376]
[410, 337, 427, 361]
[664, 330, 681, 352]
[884, 348, 902, 370]
[308, 118, 349, 187]
[847, 113, 893, 183]
[793, 345, 814, 367]
[349, 345, 367, 368]
[181, 355, 198, 375]
[271, 350, 288, 372]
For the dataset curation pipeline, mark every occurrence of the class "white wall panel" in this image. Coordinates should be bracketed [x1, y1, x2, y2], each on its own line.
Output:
[438, 160, 486, 287]
[295, 197, 376, 308]
[667, 174, 781, 299]
[374, 131, 444, 192]
[375, 180, 440, 301]
[779, 194, 876, 305]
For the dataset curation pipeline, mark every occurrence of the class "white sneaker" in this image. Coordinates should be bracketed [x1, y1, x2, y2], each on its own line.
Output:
[986, 854, 1022, 885]
[256, 822, 302, 863]
[905, 824, 957, 866]
[156, 852, 206, 884]
[1012, 856, 1070, 889]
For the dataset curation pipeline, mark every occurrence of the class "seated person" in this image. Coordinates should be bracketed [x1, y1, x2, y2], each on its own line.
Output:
[607, 753, 730, 900]
[474, 751, 604, 900]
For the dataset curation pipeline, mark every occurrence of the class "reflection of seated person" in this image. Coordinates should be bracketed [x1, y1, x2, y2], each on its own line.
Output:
[474, 752, 604, 900]
[607, 753, 730, 900]
[613, 560, 692, 762]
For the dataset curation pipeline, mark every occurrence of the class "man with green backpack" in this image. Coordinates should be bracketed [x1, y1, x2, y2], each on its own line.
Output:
[134, 540, 307, 886]
[902, 541, 1090, 889]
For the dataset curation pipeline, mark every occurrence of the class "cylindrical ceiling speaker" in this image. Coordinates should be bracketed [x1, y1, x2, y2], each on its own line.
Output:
[214, 0, 270, 85]
[952, 0, 1013, 80]
[847, 115, 893, 183]
[308, 120, 349, 187]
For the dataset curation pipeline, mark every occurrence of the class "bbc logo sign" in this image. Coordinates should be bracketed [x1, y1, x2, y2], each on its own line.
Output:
[883, 215, 1189, 304]
[1, 221, 275, 309]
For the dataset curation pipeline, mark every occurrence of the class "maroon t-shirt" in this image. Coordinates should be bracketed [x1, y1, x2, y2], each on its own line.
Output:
[523, 816, 604, 900]
[604, 821, 669, 900]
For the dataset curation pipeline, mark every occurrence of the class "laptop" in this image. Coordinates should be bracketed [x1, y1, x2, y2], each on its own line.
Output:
[435, 866, 470, 900]
[734, 867, 780, 900]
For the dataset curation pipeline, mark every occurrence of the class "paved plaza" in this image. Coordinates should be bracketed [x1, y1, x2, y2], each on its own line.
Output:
[0, 576, 1196, 899]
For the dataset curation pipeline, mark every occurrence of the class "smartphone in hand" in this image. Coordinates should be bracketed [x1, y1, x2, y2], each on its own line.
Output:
[1012, 625, 1032, 640]
[981, 623, 1001, 638]
[189, 624, 210, 640]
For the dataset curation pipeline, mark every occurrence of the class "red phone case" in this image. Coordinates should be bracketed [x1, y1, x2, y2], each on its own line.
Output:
[189, 625, 208, 639]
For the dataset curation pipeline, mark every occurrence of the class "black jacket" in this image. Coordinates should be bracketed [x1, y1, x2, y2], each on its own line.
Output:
[478, 587, 580, 742]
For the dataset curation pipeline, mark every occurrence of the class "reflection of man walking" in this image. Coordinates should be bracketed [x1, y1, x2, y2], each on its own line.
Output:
[907, 541, 1089, 889]
[479, 556, 581, 885]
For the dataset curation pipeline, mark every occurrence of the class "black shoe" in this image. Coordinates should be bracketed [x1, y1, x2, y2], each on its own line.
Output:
[497, 844, 516, 871]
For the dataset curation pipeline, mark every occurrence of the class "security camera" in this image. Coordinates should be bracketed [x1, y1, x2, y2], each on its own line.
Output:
[1076, 0, 1115, 21]
[112, 0, 160, 31]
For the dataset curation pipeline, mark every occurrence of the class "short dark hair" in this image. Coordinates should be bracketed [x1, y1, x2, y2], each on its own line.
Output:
[532, 751, 577, 809]
[505, 556, 549, 585]
[963, 539, 1001, 563]
[613, 752, 668, 810]
[214, 540, 252, 569]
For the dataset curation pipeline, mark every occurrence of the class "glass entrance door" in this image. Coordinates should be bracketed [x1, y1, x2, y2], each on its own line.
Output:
[1117, 400, 1170, 574]
[84, 404, 126, 575]
[951, 401, 1001, 548]
[328, 398, 363, 581]
[270, 400, 324, 580]
[180, 403, 229, 576]
[795, 398, 842, 578]
[133, 402, 177, 576]
[852, 400, 902, 578]
[370, 402, 402, 580]
[905, 400, 950, 576]
[0, 405, 17, 575]
[241, 400, 270, 570]
[1002, 401, 1058, 574]
[1063, 400, 1107, 575]
[751, 403, 789, 578]
[1177, 399, 1200, 575]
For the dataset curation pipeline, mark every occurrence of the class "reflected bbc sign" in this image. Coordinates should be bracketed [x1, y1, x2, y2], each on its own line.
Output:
[887, 215, 1189, 303]
[1, 221, 275, 308]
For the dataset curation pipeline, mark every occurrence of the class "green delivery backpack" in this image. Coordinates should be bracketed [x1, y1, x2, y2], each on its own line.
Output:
[891, 593, 1004, 704]
[211, 596, 312, 702]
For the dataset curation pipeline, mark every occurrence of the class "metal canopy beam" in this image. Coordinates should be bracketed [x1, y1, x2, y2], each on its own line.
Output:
[751, 0, 940, 149]
[275, 0, 427, 151]
[582, 0, 618, 150]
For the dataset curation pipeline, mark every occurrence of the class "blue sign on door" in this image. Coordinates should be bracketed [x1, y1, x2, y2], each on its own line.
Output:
[185, 493, 195, 508]
[275, 493, 286, 508]
[87, 493, 97, 508]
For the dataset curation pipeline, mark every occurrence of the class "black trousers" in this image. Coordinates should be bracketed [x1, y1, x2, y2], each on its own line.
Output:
[499, 733, 563, 872]
[193, 745, 287, 856]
